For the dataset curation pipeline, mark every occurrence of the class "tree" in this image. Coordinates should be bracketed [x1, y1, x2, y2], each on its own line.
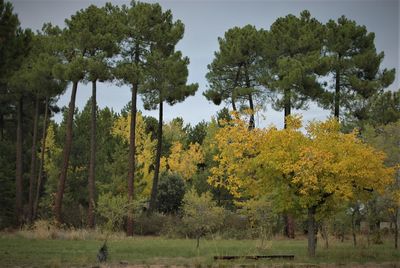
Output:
[156, 173, 185, 214]
[205, 25, 265, 128]
[52, 18, 87, 223]
[113, 1, 171, 235]
[323, 15, 395, 120]
[6, 28, 34, 225]
[139, 11, 198, 211]
[261, 10, 326, 128]
[363, 121, 400, 248]
[167, 142, 204, 181]
[10, 32, 66, 223]
[182, 189, 224, 248]
[67, 3, 119, 228]
[209, 115, 394, 257]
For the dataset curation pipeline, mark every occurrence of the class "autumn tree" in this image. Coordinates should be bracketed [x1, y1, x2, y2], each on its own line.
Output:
[205, 25, 265, 128]
[323, 15, 395, 120]
[209, 115, 394, 257]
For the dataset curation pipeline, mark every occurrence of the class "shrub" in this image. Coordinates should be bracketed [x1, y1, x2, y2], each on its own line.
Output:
[182, 189, 225, 248]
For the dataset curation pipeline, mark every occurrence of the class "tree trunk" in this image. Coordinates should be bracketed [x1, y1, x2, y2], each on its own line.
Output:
[33, 97, 49, 219]
[126, 82, 138, 236]
[149, 96, 163, 213]
[244, 65, 255, 129]
[87, 80, 97, 229]
[196, 235, 200, 249]
[231, 64, 242, 112]
[394, 209, 398, 249]
[54, 81, 78, 224]
[284, 88, 291, 128]
[307, 206, 317, 257]
[351, 210, 357, 247]
[334, 68, 340, 119]
[28, 93, 40, 223]
[0, 112, 4, 141]
[15, 97, 23, 226]
[283, 88, 295, 238]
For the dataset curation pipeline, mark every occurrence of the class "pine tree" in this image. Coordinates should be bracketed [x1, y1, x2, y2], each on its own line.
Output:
[323, 15, 395, 120]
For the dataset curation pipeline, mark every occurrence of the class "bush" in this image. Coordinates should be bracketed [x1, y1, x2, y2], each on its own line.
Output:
[182, 189, 225, 247]
[134, 213, 167, 235]
[156, 173, 185, 214]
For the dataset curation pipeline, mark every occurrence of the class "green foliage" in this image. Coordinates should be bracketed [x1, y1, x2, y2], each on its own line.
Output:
[262, 10, 326, 114]
[156, 173, 185, 214]
[96, 192, 136, 232]
[182, 189, 224, 246]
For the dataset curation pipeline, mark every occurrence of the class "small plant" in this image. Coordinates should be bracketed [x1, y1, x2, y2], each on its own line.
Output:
[182, 189, 224, 248]
[96, 192, 140, 232]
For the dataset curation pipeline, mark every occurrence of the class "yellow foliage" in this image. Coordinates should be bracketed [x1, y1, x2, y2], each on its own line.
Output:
[111, 112, 156, 198]
[167, 142, 204, 180]
[209, 116, 395, 212]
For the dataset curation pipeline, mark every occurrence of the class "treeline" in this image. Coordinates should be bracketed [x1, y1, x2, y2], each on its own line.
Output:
[0, 0, 399, 256]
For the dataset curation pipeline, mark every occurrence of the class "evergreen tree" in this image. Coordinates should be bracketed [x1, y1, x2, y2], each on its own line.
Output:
[205, 25, 265, 128]
[142, 48, 198, 212]
[261, 10, 326, 128]
[52, 17, 87, 224]
[323, 15, 395, 120]
[67, 3, 119, 228]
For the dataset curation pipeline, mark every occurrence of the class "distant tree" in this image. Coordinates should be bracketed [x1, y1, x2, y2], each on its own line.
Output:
[323, 15, 395, 120]
[185, 121, 208, 146]
[182, 189, 224, 248]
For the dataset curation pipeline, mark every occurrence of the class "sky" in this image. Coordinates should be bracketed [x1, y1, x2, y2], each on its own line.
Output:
[10, 0, 400, 129]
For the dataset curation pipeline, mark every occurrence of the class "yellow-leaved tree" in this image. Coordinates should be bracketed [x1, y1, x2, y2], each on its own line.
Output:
[167, 142, 204, 181]
[209, 115, 395, 257]
[112, 112, 156, 198]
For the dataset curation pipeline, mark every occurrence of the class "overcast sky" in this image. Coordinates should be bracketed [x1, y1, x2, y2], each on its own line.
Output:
[10, 0, 400, 128]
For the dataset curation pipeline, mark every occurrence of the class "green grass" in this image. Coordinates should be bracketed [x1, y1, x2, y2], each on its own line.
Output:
[0, 234, 399, 267]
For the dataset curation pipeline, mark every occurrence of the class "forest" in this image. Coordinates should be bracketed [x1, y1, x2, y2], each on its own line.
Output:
[0, 0, 399, 265]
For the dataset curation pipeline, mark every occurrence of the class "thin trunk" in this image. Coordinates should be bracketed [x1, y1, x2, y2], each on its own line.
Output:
[33, 97, 49, 219]
[15, 97, 23, 226]
[28, 93, 40, 223]
[54, 81, 78, 224]
[334, 68, 340, 119]
[149, 96, 163, 213]
[351, 211, 357, 247]
[126, 45, 140, 236]
[126, 82, 138, 236]
[87, 81, 97, 229]
[0, 112, 4, 141]
[231, 64, 242, 112]
[283, 87, 295, 239]
[284, 88, 291, 128]
[244, 65, 255, 129]
[196, 235, 200, 249]
[307, 206, 317, 257]
[394, 209, 398, 249]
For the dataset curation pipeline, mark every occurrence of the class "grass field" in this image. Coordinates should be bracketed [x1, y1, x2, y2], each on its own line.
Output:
[0, 232, 399, 267]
